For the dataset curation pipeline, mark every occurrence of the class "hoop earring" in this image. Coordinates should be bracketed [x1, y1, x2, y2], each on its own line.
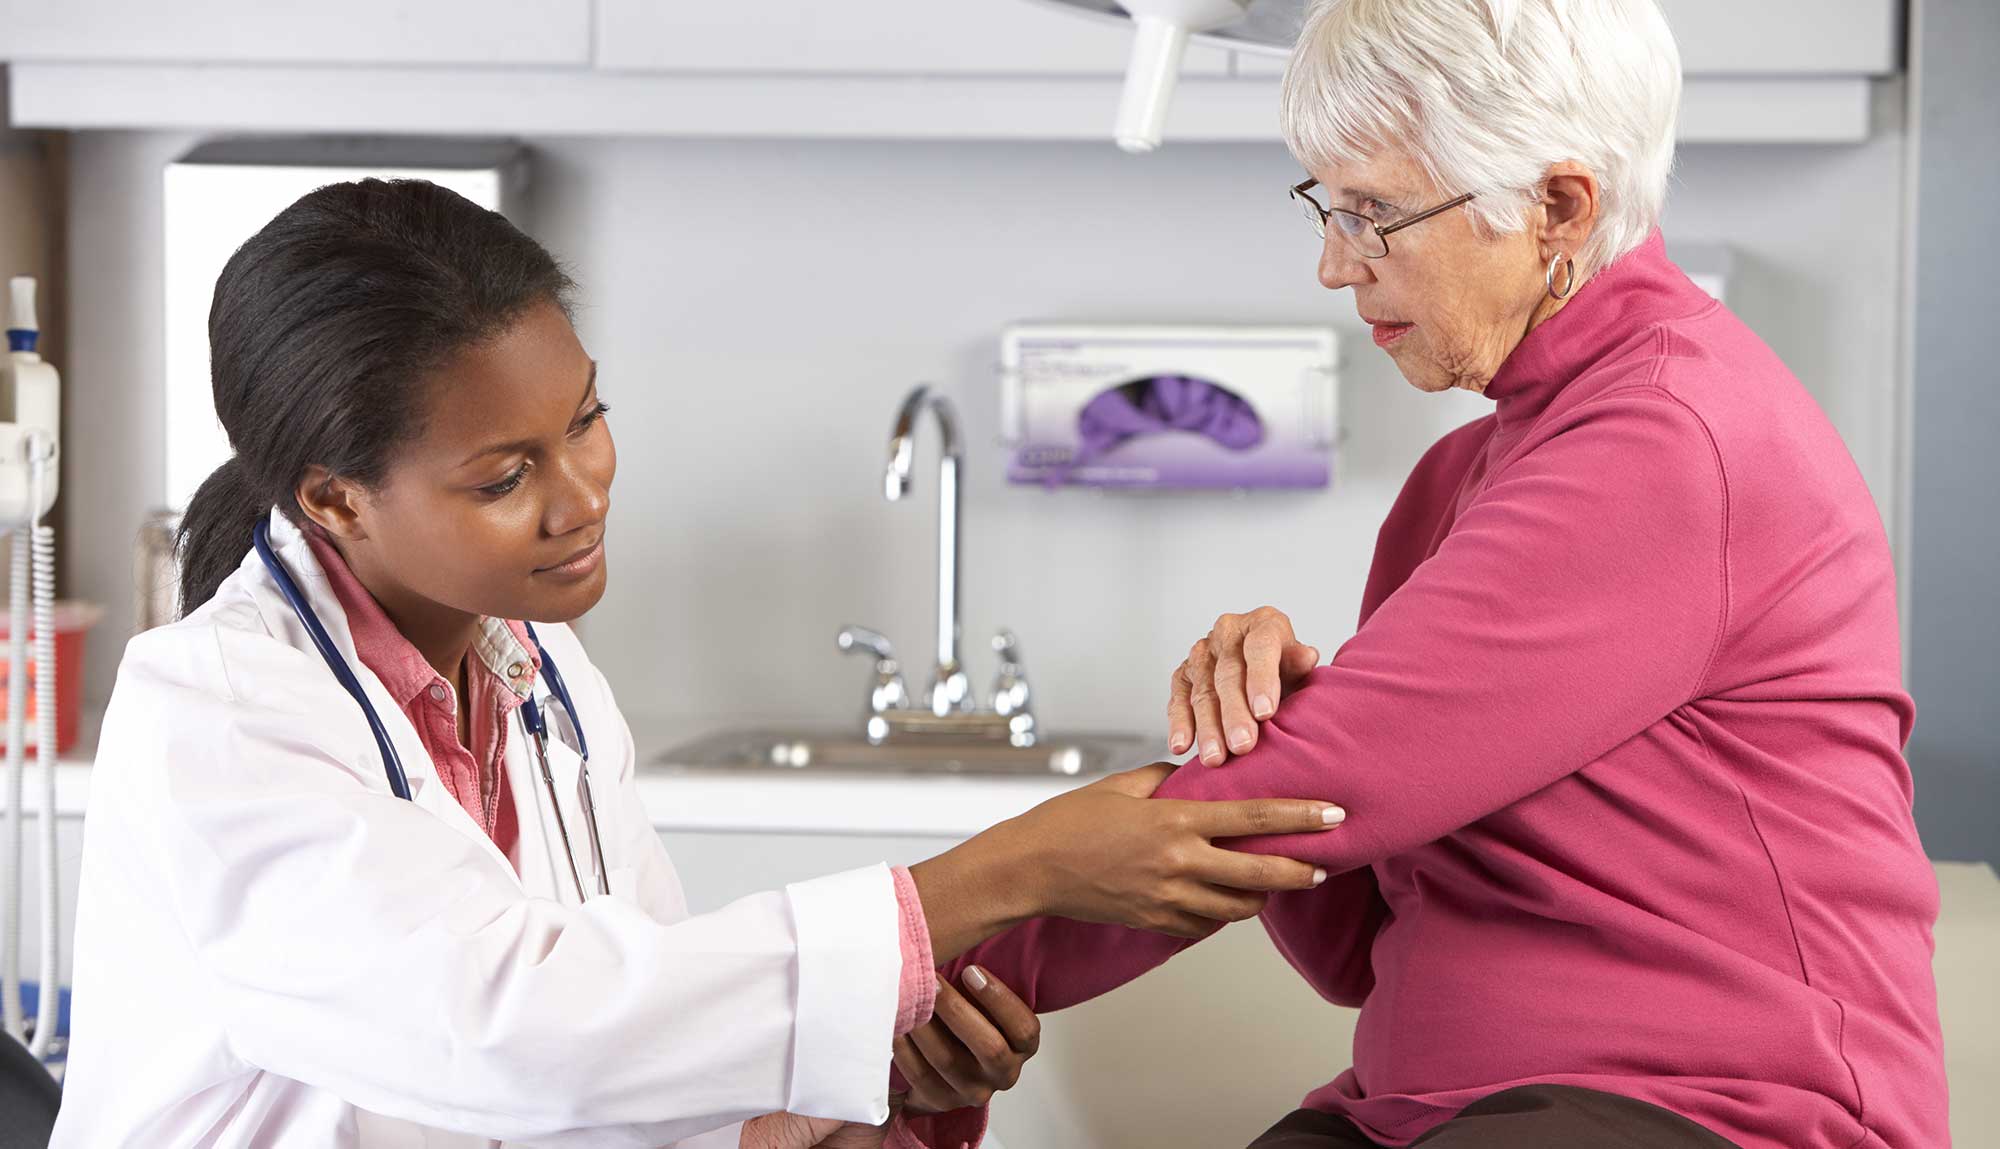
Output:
[1546, 252, 1577, 300]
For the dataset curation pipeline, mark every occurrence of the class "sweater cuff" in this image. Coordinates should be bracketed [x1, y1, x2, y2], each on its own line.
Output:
[886, 1107, 991, 1149]
[890, 865, 937, 1036]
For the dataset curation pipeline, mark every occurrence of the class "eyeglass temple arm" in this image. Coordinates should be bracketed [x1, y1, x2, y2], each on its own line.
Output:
[1378, 192, 1477, 237]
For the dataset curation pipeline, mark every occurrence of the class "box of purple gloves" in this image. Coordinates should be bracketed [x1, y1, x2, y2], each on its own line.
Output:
[1000, 324, 1338, 490]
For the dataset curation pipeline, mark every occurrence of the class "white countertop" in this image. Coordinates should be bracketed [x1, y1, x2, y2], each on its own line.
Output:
[636, 768, 1087, 839]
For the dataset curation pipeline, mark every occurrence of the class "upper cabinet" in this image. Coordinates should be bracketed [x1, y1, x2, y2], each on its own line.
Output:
[1659, 0, 1900, 75]
[0, 0, 1903, 145]
[0, 0, 592, 67]
[1236, 0, 1901, 77]
[597, 0, 1226, 76]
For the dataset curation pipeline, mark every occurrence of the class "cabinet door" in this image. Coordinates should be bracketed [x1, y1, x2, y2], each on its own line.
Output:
[597, 0, 1228, 76]
[1237, 0, 1899, 77]
[1648, 0, 1897, 75]
[0, 0, 591, 66]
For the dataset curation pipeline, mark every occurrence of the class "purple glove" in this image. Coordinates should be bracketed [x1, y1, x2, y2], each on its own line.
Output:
[1049, 375, 1264, 486]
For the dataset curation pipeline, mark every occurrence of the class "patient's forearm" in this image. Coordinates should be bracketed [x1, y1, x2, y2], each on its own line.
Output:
[941, 913, 1196, 1015]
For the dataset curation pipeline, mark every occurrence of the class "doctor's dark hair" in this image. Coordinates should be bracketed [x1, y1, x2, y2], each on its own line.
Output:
[175, 178, 574, 616]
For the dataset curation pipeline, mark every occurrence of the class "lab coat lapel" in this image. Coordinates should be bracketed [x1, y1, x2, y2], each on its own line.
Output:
[247, 511, 519, 879]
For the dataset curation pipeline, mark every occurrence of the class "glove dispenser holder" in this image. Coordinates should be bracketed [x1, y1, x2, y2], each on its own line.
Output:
[1000, 323, 1337, 490]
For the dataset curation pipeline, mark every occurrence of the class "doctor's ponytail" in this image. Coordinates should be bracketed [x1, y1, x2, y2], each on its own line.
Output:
[176, 456, 267, 618]
[175, 178, 572, 615]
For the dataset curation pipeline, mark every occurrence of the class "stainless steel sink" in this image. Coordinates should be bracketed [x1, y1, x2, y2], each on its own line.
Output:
[654, 729, 1158, 777]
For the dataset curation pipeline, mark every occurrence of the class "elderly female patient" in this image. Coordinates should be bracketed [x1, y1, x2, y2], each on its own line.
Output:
[904, 1, 1950, 1147]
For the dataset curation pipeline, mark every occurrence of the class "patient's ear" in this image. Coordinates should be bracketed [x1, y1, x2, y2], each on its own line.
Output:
[1538, 160, 1600, 266]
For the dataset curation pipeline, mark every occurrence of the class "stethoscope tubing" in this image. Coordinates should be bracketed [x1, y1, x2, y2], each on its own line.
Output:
[253, 519, 608, 899]
[254, 519, 414, 800]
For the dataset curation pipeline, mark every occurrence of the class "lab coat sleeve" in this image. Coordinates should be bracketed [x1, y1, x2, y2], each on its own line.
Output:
[130, 629, 904, 1145]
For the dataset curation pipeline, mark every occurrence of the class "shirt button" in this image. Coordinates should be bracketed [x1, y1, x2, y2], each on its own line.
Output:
[507, 662, 526, 679]
[428, 683, 449, 704]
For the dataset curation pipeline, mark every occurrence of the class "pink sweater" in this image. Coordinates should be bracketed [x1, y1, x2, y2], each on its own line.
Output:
[941, 233, 1947, 1149]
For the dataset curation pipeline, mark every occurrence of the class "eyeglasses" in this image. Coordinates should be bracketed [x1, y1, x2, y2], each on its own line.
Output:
[1288, 178, 1476, 259]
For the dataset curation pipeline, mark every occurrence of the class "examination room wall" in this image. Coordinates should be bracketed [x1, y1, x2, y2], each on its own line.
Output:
[64, 96, 1912, 780]
[531, 107, 1912, 755]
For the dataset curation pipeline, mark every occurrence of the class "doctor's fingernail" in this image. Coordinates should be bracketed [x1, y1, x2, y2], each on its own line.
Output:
[964, 966, 990, 992]
[1227, 727, 1255, 753]
[1312, 868, 1328, 887]
[1170, 734, 1191, 755]
[1323, 805, 1347, 826]
[1251, 695, 1274, 719]
[1200, 741, 1224, 765]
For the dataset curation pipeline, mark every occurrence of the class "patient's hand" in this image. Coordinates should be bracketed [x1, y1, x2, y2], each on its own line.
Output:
[1169, 605, 1320, 766]
[892, 965, 1040, 1114]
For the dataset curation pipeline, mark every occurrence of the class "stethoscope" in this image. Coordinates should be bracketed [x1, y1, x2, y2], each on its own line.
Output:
[252, 519, 610, 902]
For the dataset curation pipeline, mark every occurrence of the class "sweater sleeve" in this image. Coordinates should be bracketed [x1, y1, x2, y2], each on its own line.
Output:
[1153, 390, 1728, 871]
[900, 394, 1724, 1149]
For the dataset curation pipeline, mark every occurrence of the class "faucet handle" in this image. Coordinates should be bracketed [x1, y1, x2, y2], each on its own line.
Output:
[838, 625, 910, 715]
[990, 629, 1036, 747]
[838, 625, 896, 664]
[990, 629, 1032, 718]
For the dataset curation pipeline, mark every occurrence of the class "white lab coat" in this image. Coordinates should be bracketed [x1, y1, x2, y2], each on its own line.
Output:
[52, 511, 905, 1148]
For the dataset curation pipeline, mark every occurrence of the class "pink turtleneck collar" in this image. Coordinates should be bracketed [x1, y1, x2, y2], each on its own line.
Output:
[1483, 230, 1714, 430]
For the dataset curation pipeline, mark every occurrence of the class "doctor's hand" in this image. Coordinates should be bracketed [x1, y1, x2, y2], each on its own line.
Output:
[1169, 605, 1320, 766]
[1013, 762, 1339, 938]
[892, 966, 1040, 1114]
[911, 761, 1342, 959]
[739, 1109, 893, 1149]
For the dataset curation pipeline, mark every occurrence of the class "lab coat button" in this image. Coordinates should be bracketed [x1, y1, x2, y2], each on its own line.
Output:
[508, 662, 526, 678]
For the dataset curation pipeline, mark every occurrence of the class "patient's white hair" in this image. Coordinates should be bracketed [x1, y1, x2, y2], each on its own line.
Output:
[1282, 0, 1682, 276]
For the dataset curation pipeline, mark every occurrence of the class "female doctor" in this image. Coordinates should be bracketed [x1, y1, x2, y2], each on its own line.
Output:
[51, 179, 1343, 1149]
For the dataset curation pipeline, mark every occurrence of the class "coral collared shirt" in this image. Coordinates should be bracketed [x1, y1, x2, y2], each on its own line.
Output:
[306, 532, 536, 861]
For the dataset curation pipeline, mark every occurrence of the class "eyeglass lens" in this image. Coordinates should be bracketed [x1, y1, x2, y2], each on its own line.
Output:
[1292, 188, 1389, 258]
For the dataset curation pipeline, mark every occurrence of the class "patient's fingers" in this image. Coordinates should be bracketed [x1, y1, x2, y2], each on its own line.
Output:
[1211, 633, 1256, 757]
[1239, 619, 1291, 727]
[961, 965, 1040, 1056]
[1185, 641, 1229, 767]
[1180, 796, 1345, 840]
[1168, 661, 1197, 757]
[1197, 844, 1329, 894]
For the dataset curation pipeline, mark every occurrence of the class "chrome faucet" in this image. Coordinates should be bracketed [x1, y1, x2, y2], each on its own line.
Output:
[886, 384, 972, 717]
[839, 384, 1036, 747]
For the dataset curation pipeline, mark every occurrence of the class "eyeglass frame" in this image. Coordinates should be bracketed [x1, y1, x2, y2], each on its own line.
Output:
[1288, 178, 1476, 259]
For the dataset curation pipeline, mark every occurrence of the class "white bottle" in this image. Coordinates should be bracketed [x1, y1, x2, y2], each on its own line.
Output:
[0, 276, 62, 525]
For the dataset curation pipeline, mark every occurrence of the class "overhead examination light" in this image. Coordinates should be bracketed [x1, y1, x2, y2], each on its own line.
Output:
[1026, 0, 1306, 152]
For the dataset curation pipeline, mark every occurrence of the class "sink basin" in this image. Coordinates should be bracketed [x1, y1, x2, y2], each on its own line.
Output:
[655, 729, 1158, 777]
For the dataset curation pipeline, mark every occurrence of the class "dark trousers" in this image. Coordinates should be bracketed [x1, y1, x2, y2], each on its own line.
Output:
[1247, 1085, 1745, 1149]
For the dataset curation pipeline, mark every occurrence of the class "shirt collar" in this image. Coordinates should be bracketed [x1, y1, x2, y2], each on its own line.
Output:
[304, 531, 540, 706]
